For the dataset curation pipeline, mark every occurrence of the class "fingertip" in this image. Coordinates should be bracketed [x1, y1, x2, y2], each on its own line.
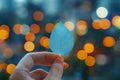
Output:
[63, 63, 69, 69]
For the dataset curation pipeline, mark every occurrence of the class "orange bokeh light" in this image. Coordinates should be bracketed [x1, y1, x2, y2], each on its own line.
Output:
[0, 25, 10, 32]
[33, 11, 44, 21]
[0, 62, 7, 71]
[103, 36, 115, 47]
[13, 24, 23, 34]
[64, 21, 75, 31]
[45, 23, 55, 33]
[77, 50, 87, 60]
[25, 32, 36, 42]
[2, 47, 13, 58]
[76, 20, 88, 36]
[100, 18, 111, 30]
[30, 24, 40, 34]
[6, 64, 16, 74]
[39, 36, 50, 48]
[85, 56, 95, 67]
[92, 19, 101, 30]
[0, 29, 9, 40]
[112, 16, 120, 28]
[84, 42, 94, 54]
[24, 41, 35, 52]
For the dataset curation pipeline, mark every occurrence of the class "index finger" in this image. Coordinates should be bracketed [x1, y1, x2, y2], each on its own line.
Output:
[16, 52, 68, 70]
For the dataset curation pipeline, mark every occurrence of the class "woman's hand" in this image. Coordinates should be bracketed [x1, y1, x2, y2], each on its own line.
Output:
[9, 52, 69, 80]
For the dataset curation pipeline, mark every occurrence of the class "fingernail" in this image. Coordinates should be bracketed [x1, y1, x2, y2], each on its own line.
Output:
[63, 63, 69, 69]
[55, 57, 63, 63]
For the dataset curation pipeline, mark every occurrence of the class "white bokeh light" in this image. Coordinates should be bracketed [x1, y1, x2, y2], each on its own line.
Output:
[96, 7, 108, 18]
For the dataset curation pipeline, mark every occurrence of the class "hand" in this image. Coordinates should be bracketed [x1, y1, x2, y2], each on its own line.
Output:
[9, 52, 69, 80]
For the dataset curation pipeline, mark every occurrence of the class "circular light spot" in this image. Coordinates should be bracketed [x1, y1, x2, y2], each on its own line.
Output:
[0, 25, 10, 32]
[25, 32, 35, 42]
[3, 48, 13, 58]
[24, 41, 35, 52]
[100, 18, 111, 30]
[103, 36, 115, 47]
[84, 42, 94, 54]
[21, 24, 30, 35]
[64, 21, 75, 31]
[0, 29, 9, 40]
[13, 24, 23, 34]
[0, 62, 7, 71]
[77, 50, 87, 60]
[39, 36, 49, 49]
[6, 64, 16, 74]
[30, 24, 40, 34]
[112, 16, 120, 28]
[76, 20, 88, 36]
[96, 7, 108, 18]
[96, 54, 108, 66]
[92, 19, 101, 30]
[33, 11, 44, 21]
[85, 56, 95, 67]
[45, 23, 55, 33]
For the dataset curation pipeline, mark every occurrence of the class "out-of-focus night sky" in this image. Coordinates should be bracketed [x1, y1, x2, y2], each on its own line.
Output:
[0, 0, 120, 80]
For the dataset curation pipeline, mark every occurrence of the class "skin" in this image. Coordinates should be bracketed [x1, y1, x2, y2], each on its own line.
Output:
[9, 52, 69, 80]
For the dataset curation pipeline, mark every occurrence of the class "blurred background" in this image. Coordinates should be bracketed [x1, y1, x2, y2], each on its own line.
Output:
[0, 0, 120, 80]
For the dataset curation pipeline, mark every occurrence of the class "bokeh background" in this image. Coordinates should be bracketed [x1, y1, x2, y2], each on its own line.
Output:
[0, 0, 120, 80]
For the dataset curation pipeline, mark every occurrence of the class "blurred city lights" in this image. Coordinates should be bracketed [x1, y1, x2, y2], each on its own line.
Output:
[84, 42, 94, 54]
[92, 19, 101, 30]
[24, 41, 35, 52]
[96, 54, 108, 66]
[76, 20, 88, 36]
[64, 21, 75, 31]
[25, 32, 36, 42]
[6, 64, 16, 75]
[13, 24, 23, 35]
[0, 25, 10, 32]
[39, 36, 49, 49]
[100, 18, 111, 30]
[30, 24, 40, 34]
[45, 23, 55, 33]
[85, 56, 95, 67]
[2, 47, 13, 58]
[103, 36, 115, 47]
[96, 7, 108, 18]
[0, 29, 9, 40]
[33, 11, 44, 21]
[21, 24, 30, 35]
[77, 50, 87, 60]
[112, 16, 120, 29]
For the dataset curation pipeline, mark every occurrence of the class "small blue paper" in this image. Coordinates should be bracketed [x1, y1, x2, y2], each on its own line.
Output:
[50, 22, 74, 56]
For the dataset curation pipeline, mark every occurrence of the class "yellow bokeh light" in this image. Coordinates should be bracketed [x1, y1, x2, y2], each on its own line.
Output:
[6, 64, 16, 74]
[103, 36, 115, 47]
[45, 23, 55, 33]
[0, 29, 9, 40]
[33, 11, 44, 21]
[76, 20, 88, 36]
[112, 16, 120, 28]
[77, 50, 87, 60]
[24, 41, 35, 52]
[64, 21, 75, 31]
[100, 18, 111, 30]
[85, 56, 95, 67]
[84, 42, 94, 54]
[25, 32, 36, 42]
[30, 24, 40, 34]
[39, 36, 49, 49]
[13, 24, 23, 34]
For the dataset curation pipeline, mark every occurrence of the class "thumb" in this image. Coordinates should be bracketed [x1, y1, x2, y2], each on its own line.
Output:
[44, 57, 64, 80]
